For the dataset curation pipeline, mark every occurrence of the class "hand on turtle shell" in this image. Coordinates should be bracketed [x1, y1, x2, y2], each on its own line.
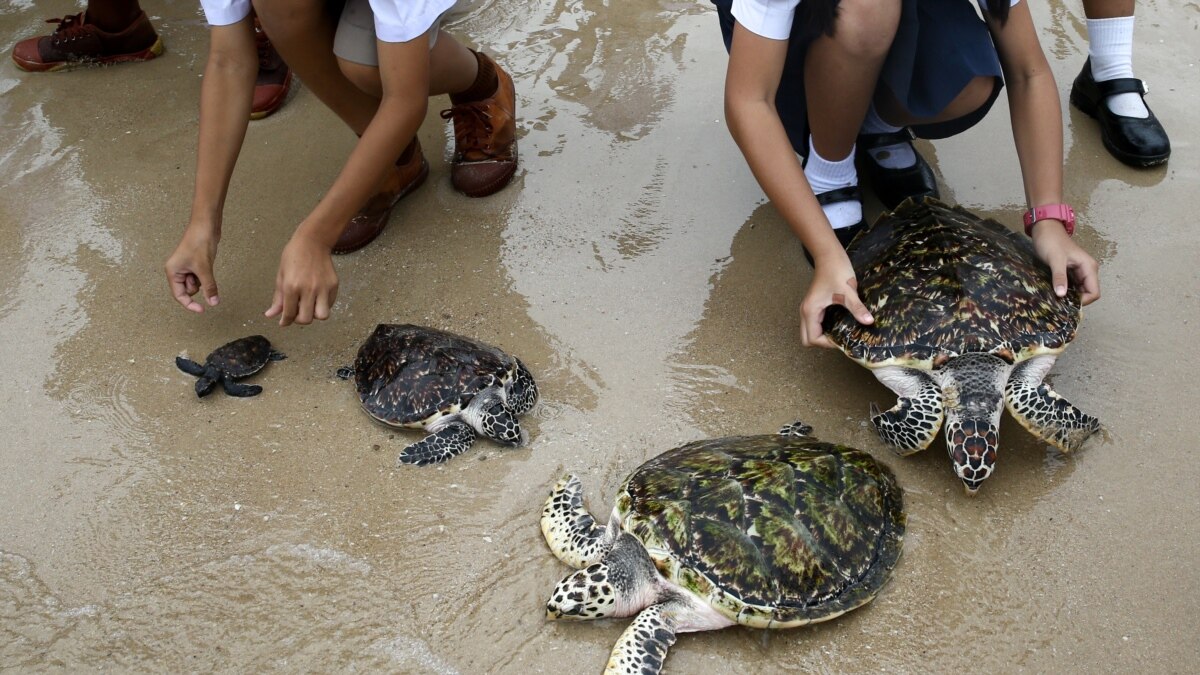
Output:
[1030, 220, 1101, 306]
[165, 227, 220, 314]
[265, 232, 339, 327]
[801, 257, 874, 349]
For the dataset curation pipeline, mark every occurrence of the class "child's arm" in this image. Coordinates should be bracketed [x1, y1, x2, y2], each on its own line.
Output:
[723, 23, 873, 347]
[264, 36, 430, 327]
[988, 2, 1101, 305]
[164, 19, 257, 313]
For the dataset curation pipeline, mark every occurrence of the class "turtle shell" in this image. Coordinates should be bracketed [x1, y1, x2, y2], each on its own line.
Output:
[351, 324, 519, 428]
[823, 198, 1081, 370]
[615, 434, 905, 628]
[205, 335, 275, 378]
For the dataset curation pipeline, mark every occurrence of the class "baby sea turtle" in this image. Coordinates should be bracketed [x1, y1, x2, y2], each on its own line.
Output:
[823, 197, 1101, 494]
[340, 324, 538, 466]
[541, 423, 905, 675]
[175, 335, 285, 398]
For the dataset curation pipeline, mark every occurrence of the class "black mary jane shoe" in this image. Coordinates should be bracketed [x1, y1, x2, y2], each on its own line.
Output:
[856, 129, 939, 211]
[802, 186, 867, 267]
[1070, 58, 1170, 168]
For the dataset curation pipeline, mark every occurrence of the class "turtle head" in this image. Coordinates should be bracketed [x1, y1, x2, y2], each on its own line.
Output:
[547, 563, 621, 620]
[942, 354, 1009, 495]
[547, 533, 659, 621]
[467, 388, 525, 446]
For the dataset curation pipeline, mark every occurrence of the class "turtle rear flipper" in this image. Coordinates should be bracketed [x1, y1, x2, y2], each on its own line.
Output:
[541, 475, 614, 568]
[398, 421, 476, 466]
[222, 380, 263, 397]
[870, 367, 943, 454]
[1005, 357, 1100, 453]
[604, 602, 680, 675]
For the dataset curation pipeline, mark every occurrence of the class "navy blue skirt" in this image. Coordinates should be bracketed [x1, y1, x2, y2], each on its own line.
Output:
[712, 0, 1005, 153]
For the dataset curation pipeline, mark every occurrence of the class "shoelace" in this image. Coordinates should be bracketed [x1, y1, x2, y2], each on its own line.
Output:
[47, 13, 93, 45]
[440, 103, 495, 156]
[254, 26, 274, 69]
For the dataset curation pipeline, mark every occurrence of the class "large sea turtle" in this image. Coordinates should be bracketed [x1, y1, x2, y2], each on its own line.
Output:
[175, 335, 284, 398]
[341, 324, 538, 466]
[823, 197, 1101, 494]
[541, 423, 905, 675]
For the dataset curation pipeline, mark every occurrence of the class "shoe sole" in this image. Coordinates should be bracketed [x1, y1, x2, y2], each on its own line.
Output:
[332, 158, 430, 255]
[12, 36, 164, 73]
[1070, 89, 1170, 168]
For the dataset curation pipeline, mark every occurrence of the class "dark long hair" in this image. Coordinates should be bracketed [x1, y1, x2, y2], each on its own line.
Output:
[801, 0, 1011, 38]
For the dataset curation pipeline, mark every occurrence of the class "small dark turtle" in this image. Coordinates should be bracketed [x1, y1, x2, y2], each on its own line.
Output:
[339, 324, 538, 466]
[541, 423, 905, 674]
[823, 197, 1101, 494]
[175, 335, 285, 398]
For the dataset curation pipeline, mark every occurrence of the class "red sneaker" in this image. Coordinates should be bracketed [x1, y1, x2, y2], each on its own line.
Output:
[11, 10, 163, 73]
[250, 19, 292, 120]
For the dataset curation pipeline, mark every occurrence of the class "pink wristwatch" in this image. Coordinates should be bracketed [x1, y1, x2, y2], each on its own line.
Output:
[1023, 203, 1075, 236]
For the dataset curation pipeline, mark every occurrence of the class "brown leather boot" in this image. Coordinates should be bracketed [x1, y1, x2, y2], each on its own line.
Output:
[333, 139, 429, 255]
[250, 17, 292, 120]
[440, 53, 517, 198]
[12, 10, 163, 72]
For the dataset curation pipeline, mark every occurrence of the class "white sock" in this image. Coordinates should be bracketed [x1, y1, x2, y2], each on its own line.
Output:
[804, 137, 862, 230]
[1087, 16, 1149, 118]
[860, 104, 916, 169]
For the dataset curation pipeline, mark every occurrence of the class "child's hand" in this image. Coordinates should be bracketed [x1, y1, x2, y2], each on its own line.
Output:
[801, 253, 874, 348]
[1030, 222, 1101, 306]
[265, 233, 339, 327]
[165, 228, 220, 313]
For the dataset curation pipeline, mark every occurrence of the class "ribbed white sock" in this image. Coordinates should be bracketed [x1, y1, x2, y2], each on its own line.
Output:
[1087, 16, 1149, 118]
[860, 104, 916, 169]
[804, 137, 861, 230]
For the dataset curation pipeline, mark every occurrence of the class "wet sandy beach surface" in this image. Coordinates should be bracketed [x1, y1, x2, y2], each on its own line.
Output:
[2, 0, 1198, 671]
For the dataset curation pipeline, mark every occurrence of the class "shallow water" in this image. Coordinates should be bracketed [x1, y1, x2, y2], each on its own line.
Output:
[1, 0, 1198, 672]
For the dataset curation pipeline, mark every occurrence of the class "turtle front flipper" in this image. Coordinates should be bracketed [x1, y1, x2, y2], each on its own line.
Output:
[222, 379, 263, 397]
[1005, 355, 1100, 453]
[541, 475, 614, 568]
[175, 356, 207, 377]
[398, 421, 476, 466]
[604, 603, 680, 675]
[870, 366, 944, 454]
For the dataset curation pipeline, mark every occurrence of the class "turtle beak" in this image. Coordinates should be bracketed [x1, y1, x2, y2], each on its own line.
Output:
[961, 478, 982, 496]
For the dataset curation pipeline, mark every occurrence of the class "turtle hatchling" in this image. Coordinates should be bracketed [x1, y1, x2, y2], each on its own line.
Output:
[341, 324, 538, 466]
[541, 423, 905, 675]
[175, 335, 285, 398]
[823, 197, 1101, 494]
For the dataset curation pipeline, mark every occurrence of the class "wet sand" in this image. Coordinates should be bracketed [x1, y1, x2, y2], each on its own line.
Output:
[1, 0, 1198, 672]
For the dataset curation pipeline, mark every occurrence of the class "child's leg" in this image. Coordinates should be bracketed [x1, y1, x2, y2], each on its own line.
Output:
[1070, 0, 1168, 166]
[803, 0, 901, 231]
[252, 0, 378, 136]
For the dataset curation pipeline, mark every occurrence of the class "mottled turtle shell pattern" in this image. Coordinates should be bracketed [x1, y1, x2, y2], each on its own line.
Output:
[206, 335, 276, 378]
[615, 434, 905, 628]
[823, 198, 1081, 370]
[352, 324, 519, 428]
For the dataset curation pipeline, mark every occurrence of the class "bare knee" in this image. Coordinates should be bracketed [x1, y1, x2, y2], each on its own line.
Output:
[942, 76, 995, 119]
[338, 57, 382, 98]
[832, 0, 902, 59]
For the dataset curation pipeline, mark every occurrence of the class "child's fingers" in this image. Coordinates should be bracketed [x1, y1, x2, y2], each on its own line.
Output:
[264, 287, 284, 319]
[835, 287, 874, 326]
[314, 291, 332, 321]
[170, 273, 204, 313]
[199, 271, 220, 307]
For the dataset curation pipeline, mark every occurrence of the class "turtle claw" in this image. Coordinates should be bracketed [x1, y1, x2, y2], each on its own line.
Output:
[335, 366, 354, 380]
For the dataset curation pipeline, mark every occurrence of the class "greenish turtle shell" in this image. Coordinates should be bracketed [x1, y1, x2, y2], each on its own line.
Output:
[351, 324, 523, 428]
[204, 335, 276, 378]
[615, 433, 905, 628]
[823, 198, 1081, 370]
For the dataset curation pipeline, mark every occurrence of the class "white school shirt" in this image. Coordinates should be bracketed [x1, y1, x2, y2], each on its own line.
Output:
[730, 0, 1022, 41]
[198, 0, 456, 42]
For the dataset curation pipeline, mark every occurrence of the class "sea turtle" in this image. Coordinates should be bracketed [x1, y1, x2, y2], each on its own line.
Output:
[541, 423, 905, 675]
[340, 324, 538, 466]
[175, 335, 285, 398]
[822, 197, 1101, 494]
